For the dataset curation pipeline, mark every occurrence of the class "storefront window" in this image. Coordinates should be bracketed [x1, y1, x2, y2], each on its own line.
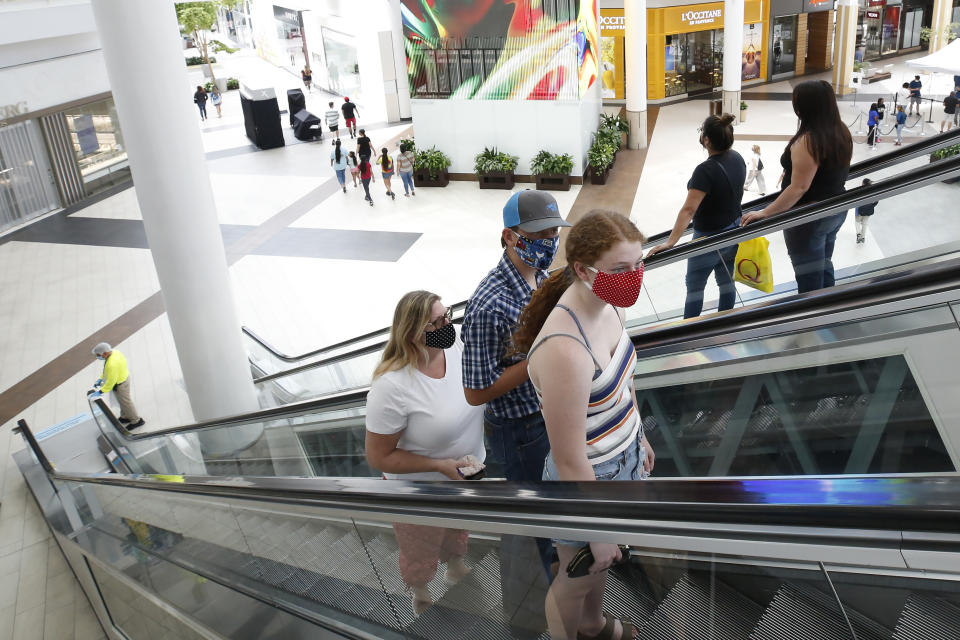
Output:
[900, 6, 924, 49]
[322, 27, 361, 97]
[64, 98, 129, 197]
[0, 119, 60, 233]
[859, 6, 883, 60]
[772, 15, 798, 75]
[665, 30, 723, 97]
[882, 5, 902, 54]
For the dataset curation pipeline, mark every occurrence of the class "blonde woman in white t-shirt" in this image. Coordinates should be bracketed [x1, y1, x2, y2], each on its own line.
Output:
[744, 144, 766, 195]
[365, 290, 486, 614]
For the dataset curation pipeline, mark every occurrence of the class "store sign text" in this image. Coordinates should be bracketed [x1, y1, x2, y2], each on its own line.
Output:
[681, 9, 722, 25]
[600, 15, 626, 30]
[0, 102, 27, 120]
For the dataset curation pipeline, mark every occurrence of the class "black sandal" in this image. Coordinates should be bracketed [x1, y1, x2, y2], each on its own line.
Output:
[577, 612, 637, 640]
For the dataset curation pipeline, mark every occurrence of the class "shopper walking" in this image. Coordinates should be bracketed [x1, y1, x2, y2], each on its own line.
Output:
[895, 105, 907, 146]
[855, 178, 877, 245]
[347, 151, 360, 188]
[210, 87, 223, 118]
[365, 291, 485, 615]
[324, 101, 340, 141]
[342, 96, 359, 138]
[876, 97, 885, 142]
[648, 114, 745, 319]
[941, 91, 957, 133]
[330, 140, 348, 193]
[356, 128, 373, 163]
[397, 145, 416, 197]
[512, 211, 653, 640]
[867, 103, 879, 148]
[89, 343, 145, 429]
[301, 66, 313, 92]
[359, 157, 374, 205]
[193, 85, 208, 121]
[377, 148, 396, 200]
[741, 80, 853, 294]
[744, 144, 766, 195]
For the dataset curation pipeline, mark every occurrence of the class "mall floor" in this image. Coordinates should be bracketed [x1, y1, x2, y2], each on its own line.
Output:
[0, 52, 957, 638]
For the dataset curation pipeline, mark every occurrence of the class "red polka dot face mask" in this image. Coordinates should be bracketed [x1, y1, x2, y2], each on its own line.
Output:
[585, 263, 645, 308]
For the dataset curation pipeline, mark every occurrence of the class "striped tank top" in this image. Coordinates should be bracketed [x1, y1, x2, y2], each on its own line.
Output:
[528, 304, 640, 465]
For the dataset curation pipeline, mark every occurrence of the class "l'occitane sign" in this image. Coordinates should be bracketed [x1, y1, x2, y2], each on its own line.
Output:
[664, 2, 725, 32]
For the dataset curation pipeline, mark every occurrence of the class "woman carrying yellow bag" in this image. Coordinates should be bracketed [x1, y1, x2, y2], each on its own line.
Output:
[734, 237, 774, 293]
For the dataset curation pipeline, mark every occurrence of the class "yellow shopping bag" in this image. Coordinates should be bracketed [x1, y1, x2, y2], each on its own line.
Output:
[734, 237, 774, 293]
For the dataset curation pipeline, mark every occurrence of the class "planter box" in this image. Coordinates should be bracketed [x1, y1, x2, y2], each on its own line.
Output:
[413, 169, 450, 187]
[535, 173, 571, 191]
[590, 166, 611, 185]
[740, 109, 747, 123]
[930, 154, 960, 184]
[478, 170, 515, 190]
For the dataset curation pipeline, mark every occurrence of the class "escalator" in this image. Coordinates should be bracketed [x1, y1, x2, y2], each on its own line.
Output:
[14, 132, 960, 639]
[245, 129, 960, 406]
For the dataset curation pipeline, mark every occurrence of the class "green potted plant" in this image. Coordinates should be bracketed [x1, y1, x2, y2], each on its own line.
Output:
[530, 150, 575, 191]
[475, 147, 519, 189]
[587, 138, 616, 185]
[398, 138, 416, 153]
[739, 100, 748, 123]
[413, 146, 452, 187]
[599, 113, 630, 149]
[930, 143, 960, 184]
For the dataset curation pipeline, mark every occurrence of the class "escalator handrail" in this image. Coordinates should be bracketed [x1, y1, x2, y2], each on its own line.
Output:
[90, 249, 960, 444]
[242, 129, 960, 365]
[250, 153, 960, 386]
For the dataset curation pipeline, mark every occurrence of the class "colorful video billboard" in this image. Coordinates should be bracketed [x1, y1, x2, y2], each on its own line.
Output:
[401, 0, 598, 100]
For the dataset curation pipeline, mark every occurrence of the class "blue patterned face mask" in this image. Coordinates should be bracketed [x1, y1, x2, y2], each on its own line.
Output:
[512, 232, 558, 270]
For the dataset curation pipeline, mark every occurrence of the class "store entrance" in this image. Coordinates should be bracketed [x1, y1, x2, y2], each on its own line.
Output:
[665, 29, 723, 97]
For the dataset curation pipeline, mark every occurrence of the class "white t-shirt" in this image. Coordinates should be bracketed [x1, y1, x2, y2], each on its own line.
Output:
[365, 333, 485, 480]
[752, 151, 762, 171]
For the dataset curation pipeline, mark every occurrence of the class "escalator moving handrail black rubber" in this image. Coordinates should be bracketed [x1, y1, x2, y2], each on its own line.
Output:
[242, 128, 960, 365]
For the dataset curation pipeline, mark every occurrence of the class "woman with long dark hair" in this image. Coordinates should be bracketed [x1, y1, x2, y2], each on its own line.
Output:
[377, 147, 396, 200]
[330, 140, 348, 193]
[647, 114, 745, 318]
[513, 211, 654, 640]
[741, 80, 853, 293]
[359, 158, 375, 205]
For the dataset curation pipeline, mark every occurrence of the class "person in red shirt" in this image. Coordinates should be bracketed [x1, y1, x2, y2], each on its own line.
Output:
[359, 158, 375, 205]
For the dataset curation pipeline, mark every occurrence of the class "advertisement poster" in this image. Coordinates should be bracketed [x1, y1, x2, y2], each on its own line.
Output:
[401, 0, 598, 100]
[599, 9, 625, 100]
[741, 22, 762, 81]
[74, 115, 99, 157]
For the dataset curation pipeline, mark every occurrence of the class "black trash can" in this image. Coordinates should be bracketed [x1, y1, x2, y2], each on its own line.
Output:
[287, 89, 306, 126]
[293, 109, 323, 141]
[240, 86, 284, 150]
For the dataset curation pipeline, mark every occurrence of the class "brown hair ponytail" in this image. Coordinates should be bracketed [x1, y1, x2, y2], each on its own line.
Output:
[512, 210, 644, 354]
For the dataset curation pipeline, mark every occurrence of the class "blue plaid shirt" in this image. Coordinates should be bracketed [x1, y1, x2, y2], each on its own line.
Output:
[462, 252, 547, 419]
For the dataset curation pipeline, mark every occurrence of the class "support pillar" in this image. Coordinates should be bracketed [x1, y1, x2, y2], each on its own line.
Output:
[722, 0, 745, 117]
[625, 0, 648, 149]
[930, 0, 954, 53]
[832, 0, 859, 96]
[90, 0, 260, 454]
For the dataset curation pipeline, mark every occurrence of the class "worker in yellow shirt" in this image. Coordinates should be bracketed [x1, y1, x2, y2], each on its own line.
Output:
[89, 342, 145, 429]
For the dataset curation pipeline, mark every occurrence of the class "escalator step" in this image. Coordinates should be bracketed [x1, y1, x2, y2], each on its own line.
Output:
[602, 562, 661, 624]
[750, 582, 888, 640]
[892, 593, 960, 639]
[642, 573, 763, 640]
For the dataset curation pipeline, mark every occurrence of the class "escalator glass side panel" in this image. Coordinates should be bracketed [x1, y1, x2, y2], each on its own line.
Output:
[626, 171, 960, 331]
[638, 354, 953, 477]
[62, 477, 960, 640]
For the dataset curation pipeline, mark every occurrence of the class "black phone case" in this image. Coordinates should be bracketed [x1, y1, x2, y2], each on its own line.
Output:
[565, 544, 631, 578]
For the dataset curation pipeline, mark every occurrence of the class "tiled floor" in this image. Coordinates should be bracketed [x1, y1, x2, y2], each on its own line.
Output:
[1, 48, 959, 639]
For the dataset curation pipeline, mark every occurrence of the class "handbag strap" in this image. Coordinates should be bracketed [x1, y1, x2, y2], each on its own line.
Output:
[711, 152, 740, 198]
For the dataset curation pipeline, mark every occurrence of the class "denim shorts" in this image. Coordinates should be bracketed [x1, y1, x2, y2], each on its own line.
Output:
[542, 434, 648, 547]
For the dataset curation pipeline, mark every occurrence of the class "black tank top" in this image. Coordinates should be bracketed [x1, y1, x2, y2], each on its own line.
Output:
[780, 142, 848, 206]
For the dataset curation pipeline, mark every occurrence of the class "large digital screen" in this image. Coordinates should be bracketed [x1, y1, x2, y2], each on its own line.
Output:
[401, 0, 598, 101]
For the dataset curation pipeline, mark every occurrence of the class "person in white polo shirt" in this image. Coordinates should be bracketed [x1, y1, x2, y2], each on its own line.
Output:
[324, 101, 340, 142]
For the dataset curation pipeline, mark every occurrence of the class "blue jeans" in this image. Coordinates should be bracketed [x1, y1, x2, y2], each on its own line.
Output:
[783, 211, 847, 293]
[684, 220, 740, 319]
[400, 171, 414, 194]
[484, 409, 554, 577]
[335, 169, 346, 186]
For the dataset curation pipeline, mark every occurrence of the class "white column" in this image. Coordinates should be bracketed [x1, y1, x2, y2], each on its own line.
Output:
[624, 0, 648, 149]
[832, 0, 859, 96]
[391, 0, 413, 120]
[90, 0, 260, 453]
[930, 0, 954, 53]
[722, 0, 745, 117]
